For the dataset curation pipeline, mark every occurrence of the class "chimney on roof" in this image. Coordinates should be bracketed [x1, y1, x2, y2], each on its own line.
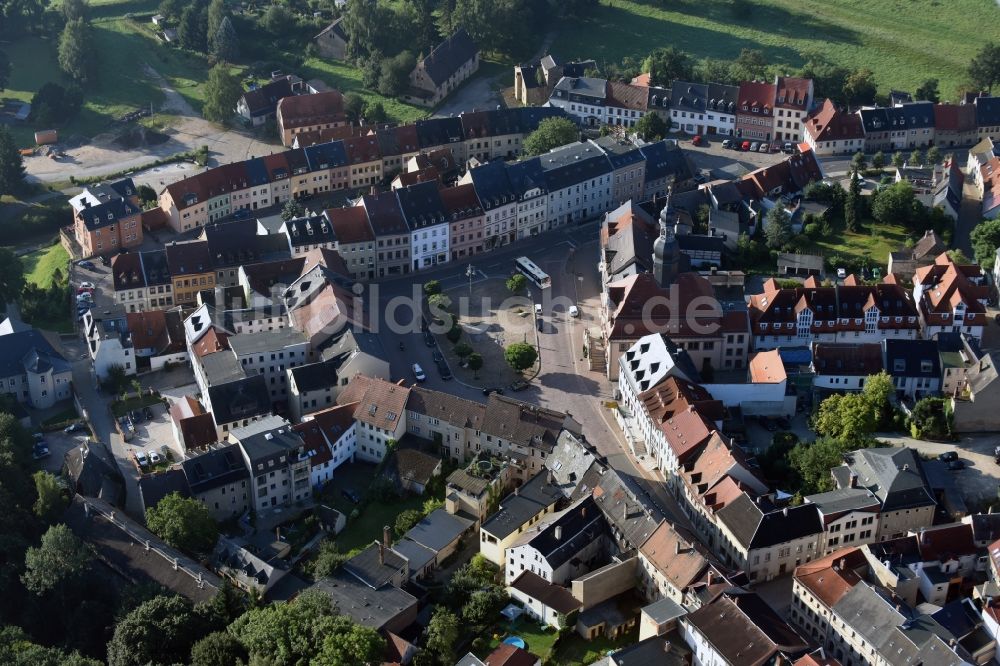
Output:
[514, 484, 519, 496]
[378, 541, 385, 565]
[555, 525, 563, 540]
[782, 507, 788, 517]
[383, 525, 392, 548]
[623, 504, 628, 521]
[849, 472, 858, 488]
[675, 541, 681, 555]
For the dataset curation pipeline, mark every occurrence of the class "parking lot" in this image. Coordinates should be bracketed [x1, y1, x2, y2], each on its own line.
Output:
[35, 428, 90, 474]
[117, 402, 181, 472]
[877, 432, 1000, 505]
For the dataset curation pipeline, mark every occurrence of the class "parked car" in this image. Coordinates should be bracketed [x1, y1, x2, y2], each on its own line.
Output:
[341, 488, 361, 504]
[436, 359, 452, 380]
[32, 442, 50, 460]
[143, 407, 154, 420]
[692, 135, 703, 146]
[76, 293, 93, 303]
[412, 363, 426, 382]
[534, 303, 542, 315]
[946, 460, 965, 471]
[750, 142, 759, 152]
[423, 331, 436, 347]
[758, 143, 769, 153]
[432, 349, 444, 363]
[148, 451, 162, 465]
[568, 305, 580, 317]
[483, 387, 505, 396]
[78, 261, 97, 271]
[741, 141, 751, 151]
[509, 379, 530, 391]
[64, 423, 83, 433]
[938, 451, 959, 462]
[783, 142, 795, 153]
[134, 449, 148, 467]
[78, 281, 95, 290]
[722, 139, 733, 149]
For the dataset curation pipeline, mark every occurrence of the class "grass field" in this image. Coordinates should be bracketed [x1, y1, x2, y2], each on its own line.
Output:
[804, 219, 909, 267]
[552, 0, 994, 97]
[301, 57, 429, 124]
[23, 242, 70, 289]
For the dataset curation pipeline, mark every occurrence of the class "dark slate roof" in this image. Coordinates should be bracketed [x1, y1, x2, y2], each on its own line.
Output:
[402, 508, 472, 552]
[344, 542, 408, 589]
[419, 28, 478, 87]
[670, 81, 708, 114]
[312, 572, 417, 630]
[166, 240, 212, 275]
[887, 102, 935, 130]
[805, 487, 880, 516]
[289, 356, 346, 392]
[304, 140, 348, 170]
[414, 117, 463, 150]
[610, 636, 687, 666]
[207, 228, 290, 269]
[537, 142, 611, 191]
[360, 191, 410, 237]
[207, 374, 271, 425]
[509, 571, 582, 614]
[0, 329, 70, 378]
[859, 107, 891, 133]
[181, 445, 249, 495]
[678, 234, 725, 254]
[639, 140, 694, 182]
[517, 496, 604, 570]
[241, 78, 292, 118]
[716, 494, 823, 550]
[594, 136, 644, 169]
[62, 441, 124, 504]
[78, 198, 140, 231]
[231, 416, 305, 467]
[467, 159, 518, 211]
[517, 470, 564, 507]
[885, 339, 941, 378]
[243, 157, 270, 187]
[137, 469, 190, 513]
[975, 96, 1000, 127]
[141, 249, 171, 286]
[505, 157, 547, 196]
[706, 83, 740, 115]
[285, 213, 337, 248]
[593, 468, 660, 549]
[551, 76, 607, 103]
[395, 180, 448, 230]
[835, 447, 935, 512]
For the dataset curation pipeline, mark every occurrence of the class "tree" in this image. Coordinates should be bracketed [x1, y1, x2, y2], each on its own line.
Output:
[947, 248, 971, 264]
[394, 508, 423, 536]
[926, 145, 942, 165]
[915, 78, 940, 103]
[427, 292, 451, 313]
[842, 68, 877, 105]
[909, 149, 923, 166]
[308, 540, 352, 578]
[0, 51, 9, 91]
[733, 48, 768, 81]
[0, 128, 25, 198]
[29, 82, 83, 125]
[399, 0, 439, 55]
[145, 492, 218, 555]
[261, 4, 295, 34]
[107, 595, 203, 666]
[32, 471, 65, 524]
[504, 342, 537, 374]
[61, 0, 88, 22]
[634, 112, 667, 141]
[178, 4, 208, 52]
[378, 50, 415, 97]
[851, 151, 866, 171]
[523, 116, 578, 156]
[506, 273, 527, 294]
[315, 616, 385, 666]
[467, 352, 483, 378]
[206, 0, 225, 44]
[892, 151, 904, 168]
[0, 626, 101, 666]
[22, 524, 91, 595]
[202, 63, 241, 124]
[58, 19, 95, 83]
[969, 42, 1000, 92]
[845, 170, 861, 232]
[158, 0, 183, 17]
[360, 51, 383, 89]
[461, 585, 508, 625]
[643, 46, 694, 87]
[872, 181, 915, 226]
[423, 279, 441, 296]
[211, 16, 239, 62]
[764, 206, 791, 249]
[190, 631, 247, 666]
[424, 607, 459, 664]
[448, 555, 497, 605]
[971, 218, 1000, 268]
[453, 341, 473, 359]
[813, 371, 894, 443]
[364, 100, 386, 123]
[789, 436, 851, 494]
[910, 397, 951, 439]
[344, 93, 365, 124]
[872, 150, 885, 169]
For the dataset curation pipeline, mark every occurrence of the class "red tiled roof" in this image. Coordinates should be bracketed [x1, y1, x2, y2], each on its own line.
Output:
[277, 91, 346, 130]
[805, 99, 865, 143]
[325, 206, 374, 245]
[774, 76, 811, 110]
[191, 327, 230, 358]
[749, 350, 785, 383]
[440, 182, 483, 219]
[343, 134, 382, 165]
[169, 397, 217, 450]
[913, 252, 988, 322]
[811, 342, 883, 376]
[605, 272, 721, 341]
[127, 310, 168, 351]
[793, 547, 865, 608]
[639, 519, 710, 592]
[737, 81, 777, 116]
[607, 81, 649, 111]
[485, 644, 539, 666]
[337, 376, 409, 432]
[933, 103, 977, 132]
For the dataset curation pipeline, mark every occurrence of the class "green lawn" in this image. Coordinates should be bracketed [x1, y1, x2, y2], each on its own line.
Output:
[804, 219, 909, 269]
[0, 197, 71, 247]
[485, 619, 561, 662]
[23, 242, 70, 289]
[552, 0, 993, 97]
[300, 57, 429, 124]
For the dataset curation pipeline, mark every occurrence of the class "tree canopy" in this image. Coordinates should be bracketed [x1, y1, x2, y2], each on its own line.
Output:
[144, 492, 218, 556]
[643, 46, 694, 87]
[634, 112, 667, 141]
[0, 127, 25, 198]
[764, 206, 791, 249]
[58, 18, 95, 83]
[107, 595, 204, 666]
[504, 342, 537, 374]
[523, 117, 578, 156]
[22, 524, 92, 596]
[969, 42, 1000, 93]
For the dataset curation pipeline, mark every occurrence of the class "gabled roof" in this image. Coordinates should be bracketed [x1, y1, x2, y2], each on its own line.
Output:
[509, 570, 581, 614]
[639, 519, 710, 593]
[240, 78, 293, 117]
[513, 496, 605, 568]
[206, 374, 271, 425]
[0, 328, 69, 379]
[337, 375, 409, 431]
[181, 444, 248, 494]
[325, 206, 373, 245]
[805, 99, 865, 143]
[793, 547, 866, 608]
[401, 508, 472, 553]
[395, 180, 448, 230]
[811, 342, 883, 376]
[834, 447, 935, 512]
[359, 190, 410, 237]
[670, 81, 708, 113]
[166, 240, 212, 276]
[737, 81, 777, 116]
[417, 28, 478, 87]
[344, 541, 408, 589]
[277, 91, 345, 129]
[885, 339, 940, 378]
[774, 76, 811, 110]
[716, 494, 823, 550]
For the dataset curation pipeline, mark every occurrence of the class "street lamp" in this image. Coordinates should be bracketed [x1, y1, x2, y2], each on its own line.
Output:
[466, 264, 475, 296]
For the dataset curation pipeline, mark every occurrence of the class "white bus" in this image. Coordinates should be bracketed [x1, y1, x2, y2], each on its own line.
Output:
[515, 256, 551, 289]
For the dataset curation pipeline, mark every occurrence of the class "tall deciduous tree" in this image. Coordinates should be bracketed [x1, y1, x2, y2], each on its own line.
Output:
[61, 0, 87, 22]
[845, 170, 861, 232]
[971, 218, 1000, 268]
[107, 595, 204, 666]
[189, 631, 247, 666]
[378, 50, 415, 97]
[634, 112, 667, 141]
[872, 181, 915, 226]
[842, 68, 877, 105]
[914, 78, 940, 103]
[733, 48, 768, 81]
[32, 471, 65, 524]
[0, 50, 9, 91]
[179, 3, 208, 52]
[424, 607, 460, 665]
[504, 342, 537, 374]
[643, 46, 694, 87]
[58, 18, 95, 83]
[22, 524, 92, 595]
[0, 127, 25, 198]
[145, 492, 218, 555]
[523, 116, 578, 156]
[969, 42, 1000, 93]
[763, 206, 791, 249]
[206, 0, 225, 45]
[202, 63, 241, 124]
